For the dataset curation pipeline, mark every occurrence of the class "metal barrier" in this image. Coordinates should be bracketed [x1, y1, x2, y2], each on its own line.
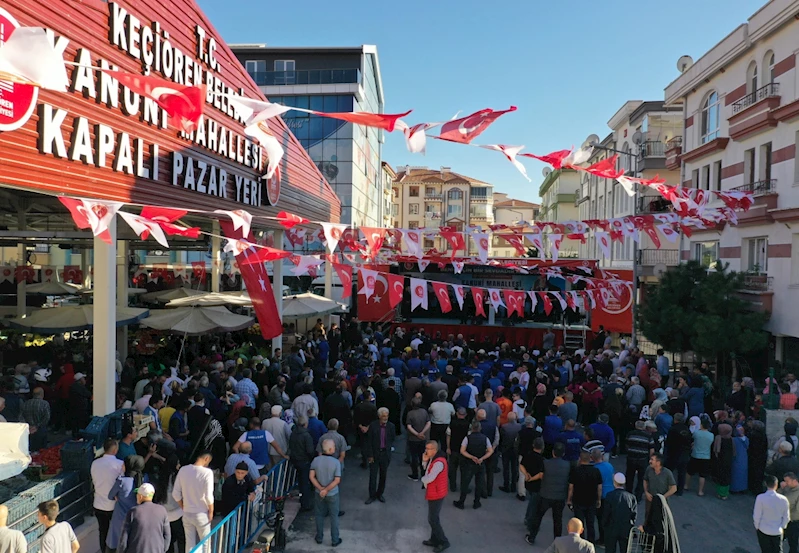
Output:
[190, 460, 297, 553]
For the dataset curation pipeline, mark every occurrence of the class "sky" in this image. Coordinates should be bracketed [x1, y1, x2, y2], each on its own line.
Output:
[197, 0, 761, 203]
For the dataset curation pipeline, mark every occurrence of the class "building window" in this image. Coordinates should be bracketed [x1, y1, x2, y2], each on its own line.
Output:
[409, 186, 419, 197]
[471, 187, 488, 198]
[701, 165, 710, 191]
[693, 241, 719, 269]
[470, 205, 488, 218]
[447, 204, 463, 217]
[245, 60, 266, 76]
[746, 237, 768, 273]
[409, 204, 419, 215]
[764, 51, 776, 85]
[760, 142, 772, 182]
[714, 161, 722, 191]
[391, 204, 398, 216]
[692, 168, 700, 188]
[746, 61, 758, 94]
[795, 131, 799, 184]
[700, 91, 720, 144]
[621, 143, 630, 172]
[408, 221, 419, 230]
[273, 60, 295, 84]
[448, 189, 463, 200]
[423, 239, 434, 249]
[425, 187, 436, 196]
[744, 148, 756, 184]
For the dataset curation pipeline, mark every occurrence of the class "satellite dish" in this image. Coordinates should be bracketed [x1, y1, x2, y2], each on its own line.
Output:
[583, 134, 601, 149]
[542, 167, 552, 177]
[632, 131, 644, 145]
[653, 263, 668, 278]
[677, 55, 693, 73]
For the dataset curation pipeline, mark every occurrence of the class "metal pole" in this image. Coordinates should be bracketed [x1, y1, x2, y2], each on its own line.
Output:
[632, 149, 640, 348]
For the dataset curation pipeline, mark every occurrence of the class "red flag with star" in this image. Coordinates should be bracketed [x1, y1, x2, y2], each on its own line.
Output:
[387, 273, 404, 308]
[432, 282, 453, 313]
[472, 287, 487, 318]
[332, 263, 353, 299]
[219, 220, 282, 339]
[539, 292, 553, 316]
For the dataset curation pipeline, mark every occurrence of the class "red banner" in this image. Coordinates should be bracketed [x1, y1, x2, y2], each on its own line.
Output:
[590, 269, 633, 334]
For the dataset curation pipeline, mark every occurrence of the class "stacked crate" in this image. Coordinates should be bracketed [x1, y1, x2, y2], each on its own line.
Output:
[133, 413, 153, 440]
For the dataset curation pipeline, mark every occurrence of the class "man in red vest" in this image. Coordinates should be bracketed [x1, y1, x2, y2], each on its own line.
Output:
[422, 440, 450, 552]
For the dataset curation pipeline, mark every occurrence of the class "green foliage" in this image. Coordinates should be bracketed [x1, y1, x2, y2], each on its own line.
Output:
[638, 260, 768, 358]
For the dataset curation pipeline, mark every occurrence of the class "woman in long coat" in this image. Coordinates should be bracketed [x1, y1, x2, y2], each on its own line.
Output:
[730, 425, 749, 493]
[747, 420, 769, 495]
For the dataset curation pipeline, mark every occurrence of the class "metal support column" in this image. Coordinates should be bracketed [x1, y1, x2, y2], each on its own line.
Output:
[93, 219, 117, 416]
[272, 230, 284, 353]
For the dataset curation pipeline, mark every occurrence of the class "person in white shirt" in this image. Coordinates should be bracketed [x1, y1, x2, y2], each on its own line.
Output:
[262, 406, 293, 468]
[466, 378, 479, 410]
[754, 474, 790, 553]
[172, 452, 215, 553]
[90, 439, 123, 553]
[0, 504, 27, 553]
[410, 335, 423, 351]
[38, 500, 79, 553]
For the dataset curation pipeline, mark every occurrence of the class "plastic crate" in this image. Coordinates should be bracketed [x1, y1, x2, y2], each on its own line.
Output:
[24, 524, 45, 544]
[60, 441, 95, 477]
[4, 496, 34, 530]
[79, 416, 110, 448]
[20, 479, 60, 508]
[108, 408, 134, 439]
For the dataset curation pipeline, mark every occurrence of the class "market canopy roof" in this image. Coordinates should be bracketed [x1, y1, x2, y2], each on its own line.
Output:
[165, 291, 252, 308]
[138, 305, 254, 335]
[24, 281, 82, 295]
[282, 292, 347, 320]
[6, 306, 150, 333]
[140, 287, 207, 304]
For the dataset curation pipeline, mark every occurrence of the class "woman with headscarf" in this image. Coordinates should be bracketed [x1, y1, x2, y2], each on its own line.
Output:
[688, 416, 701, 435]
[651, 388, 668, 420]
[579, 373, 602, 426]
[640, 493, 681, 553]
[730, 425, 749, 494]
[107, 455, 146, 552]
[684, 378, 705, 418]
[772, 418, 799, 458]
[748, 420, 769, 495]
[713, 423, 733, 499]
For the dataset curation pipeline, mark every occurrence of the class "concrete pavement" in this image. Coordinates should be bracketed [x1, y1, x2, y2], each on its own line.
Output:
[288, 443, 762, 553]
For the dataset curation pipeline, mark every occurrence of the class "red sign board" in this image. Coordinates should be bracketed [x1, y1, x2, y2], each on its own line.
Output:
[0, 8, 38, 132]
[591, 269, 633, 334]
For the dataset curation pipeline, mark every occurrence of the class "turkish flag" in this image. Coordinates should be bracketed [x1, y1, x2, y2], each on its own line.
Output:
[160, 222, 201, 238]
[15, 266, 35, 284]
[308, 109, 411, 132]
[437, 106, 517, 144]
[59, 197, 122, 244]
[432, 282, 452, 313]
[104, 70, 204, 132]
[503, 290, 525, 317]
[472, 288, 487, 318]
[550, 292, 567, 312]
[539, 292, 553, 316]
[566, 291, 578, 311]
[332, 263, 352, 299]
[276, 211, 309, 229]
[140, 206, 186, 223]
[499, 233, 527, 256]
[322, 223, 348, 253]
[62, 265, 83, 284]
[439, 230, 465, 258]
[582, 290, 596, 309]
[358, 268, 378, 299]
[580, 154, 624, 179]
[220, 220, 282, 340]
[238, 246, 291, 265]
[519, 149, 572, 169]
[361, 227, 386, 259]
[191, 261, 207, 283]
[387, 273, 404, 308]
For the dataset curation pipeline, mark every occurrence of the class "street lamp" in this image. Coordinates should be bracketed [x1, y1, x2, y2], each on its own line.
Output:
[586, 136, 641, 348]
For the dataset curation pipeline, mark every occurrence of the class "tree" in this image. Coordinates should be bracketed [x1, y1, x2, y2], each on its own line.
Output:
[639, 260, 768, 366]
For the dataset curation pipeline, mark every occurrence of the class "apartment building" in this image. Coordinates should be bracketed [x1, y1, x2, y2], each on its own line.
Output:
[381, 162, 396, 228]
[392, 166, 494, 254]
[664, 0, 799, 366]
[492, 193, 539, 257]
[538, 168, 580, 258]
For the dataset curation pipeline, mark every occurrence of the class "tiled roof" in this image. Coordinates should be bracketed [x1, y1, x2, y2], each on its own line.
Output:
[393, 167, 491, 186]
[494, 199, 539, 208]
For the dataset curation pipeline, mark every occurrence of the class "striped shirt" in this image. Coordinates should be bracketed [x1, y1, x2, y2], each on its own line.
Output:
[21, 398, 50, 427]
[234, 378, 259, 408]
[625, 430, 654, 461]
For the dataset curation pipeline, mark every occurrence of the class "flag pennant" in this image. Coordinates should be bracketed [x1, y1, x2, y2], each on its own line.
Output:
[243, 121, 284, 179]
[499, 233, 527, 256]
[410, 278, 429, 311]
[321, 223, 349, 253]
[488, 288, 506, 312]
[276, 211, 309, 229]
[0, 26, 69, 92]
[332, 263, 352, 299]
[292, 107, 411, 132]
[519, 149, 572, 169]
[479, 144, 530, 181]
[191, 261, 207, 283]
[432, 282, 452, 313]
[551, 292, 567, 312]
[581, 290, 596, 309]
[472, 287, 486, 318]
[436, 106, 517, 144]
[524, 232, 546, 262]
[61, 265, 83, 284]
[453, 261, 465, 274]
[539, 292, 553, 316]
[657, 223, 679, 243]
[59, 197, 122, 244]
[214, 209, 252, 240]
[527, 290, 538, 312]
[387, 273, 404, 308]
[715, 190, 754, 211]
[418, 259, 430, 272]
[439, 230, 465, 258]
[15, 266, 36, 284]
[562, 146, 593, 167]
[140, 206, 186, 223]
[104, 70, 204, 132]
[118, 212, 170, 249]
[402, 229, 423, 259]
[453, 285, 466, 310]
[41, 266, 56, 283]
[361, 227, 386, 259]
[566, 291, 578, 311]
[549, 234, 563, 262]
[290, 255, 324, 277]
[225, 94, 293, 125]
[237, 245, 291, 265]
[579, 154, 624, 179]
[284, 228, 307, 249]
[473, 232, 490, 264]
[358, 268, 378, 299]
[503, 290, 525, 317]
[395, 120, 443, 154]
[595, 231, 611, 258]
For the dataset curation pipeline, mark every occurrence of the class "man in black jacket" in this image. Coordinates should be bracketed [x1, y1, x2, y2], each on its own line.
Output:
[364, 407, 396, 504]
[664, 413, 692, 494]
[601, 473, 637, 553]
[453, 420, 494, 510]
[289, 416, 316, 512]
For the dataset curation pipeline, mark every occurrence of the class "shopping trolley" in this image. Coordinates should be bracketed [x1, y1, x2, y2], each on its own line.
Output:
[626, 527, 658, 553]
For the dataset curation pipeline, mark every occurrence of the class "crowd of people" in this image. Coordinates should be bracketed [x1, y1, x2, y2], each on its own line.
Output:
[2, 320, 799, 553]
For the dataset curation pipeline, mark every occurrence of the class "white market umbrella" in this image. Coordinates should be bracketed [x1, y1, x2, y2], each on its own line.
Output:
[81, 287, 147, 296]
[6, 305, 150, 333]
[141, 287, 206, 304]
[282, 292, 347, 320]
[25, 281, 82, 295]
[165, 291, 252, 308]
[138, 305, 254, 335]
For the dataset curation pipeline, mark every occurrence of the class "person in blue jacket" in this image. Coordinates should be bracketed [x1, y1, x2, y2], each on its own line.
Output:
[589, 414, 617, 461]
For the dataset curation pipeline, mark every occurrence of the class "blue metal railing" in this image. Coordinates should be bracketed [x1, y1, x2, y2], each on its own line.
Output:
[190, 460, 297, 553]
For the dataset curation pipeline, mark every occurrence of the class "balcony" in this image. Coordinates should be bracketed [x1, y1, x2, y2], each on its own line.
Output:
[665, 137, 682, 170]
[742, 274, 773, 291]
[732, 179, 778, 226]
[737, 274, 774, 317]
[639, 249, 679, 268]
[638, 196, 671, 214]
[424, 193, 443, 202]
[471, 195, 490, 202]
[638, 141, 667, 170]
[732, 83, 780, 114]
[729, 83, 781, 141]
[247, 68, 360, 87]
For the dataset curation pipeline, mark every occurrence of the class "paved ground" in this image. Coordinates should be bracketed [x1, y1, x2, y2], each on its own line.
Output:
[288, 441, 761, 553]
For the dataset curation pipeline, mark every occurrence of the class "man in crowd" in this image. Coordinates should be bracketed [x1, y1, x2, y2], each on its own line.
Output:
[753, 475, 790, 553]
[625, 421, 653, 502]
[545, 517, 595, 553]
[767, 441, 799, 482]
[453, 420, 493, 510]
[91, 438, 123, 553]
[664, 413, 692, 495]
[310, 439, 343, 547]
[364, 408, 396, 505]
[476, 407, 500, 497]
[0, 505, 26, 553]
[429, 390, 455, 449]
[262, 405, 292, 468]
[530, 442, 570, 543]
[407, 398, 431, 482]
[235, 417, 287, 473]
[447, 407, 470, 492]
[643, 453, 677, 514]
[173, 452, 214, 553]
[22, 387, 50, 452]
[568, 451, 603, 545]
[224, 441, 261, 481]
[39, 500, 80, 553]
[422, 440, 450, 553]
[781, 472, 799, 553]
[499, 411, 522, 494]
[289, 416, 316, 512]
[521, 437, 545, 545]
[601, 473, 637, 553]
[117, 483, 170, 553]
[317, 418, 348, 469]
